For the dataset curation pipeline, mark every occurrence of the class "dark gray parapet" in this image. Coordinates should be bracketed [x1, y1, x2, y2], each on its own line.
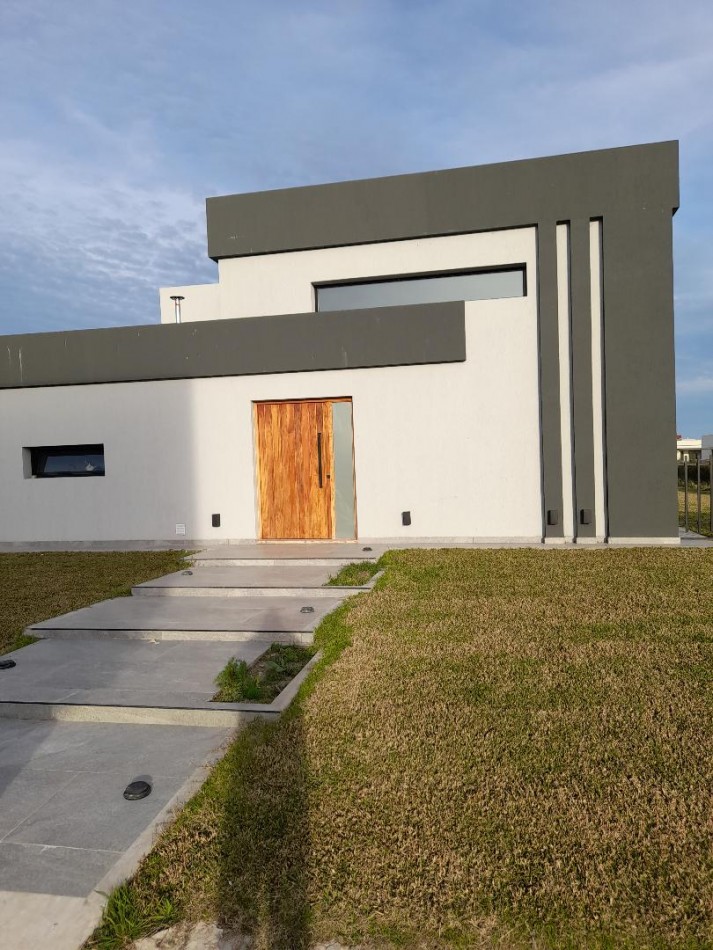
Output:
[0, 302, 466, 389]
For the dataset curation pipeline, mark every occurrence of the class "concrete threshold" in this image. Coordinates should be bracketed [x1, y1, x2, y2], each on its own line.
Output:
[191, 556, 373, 567]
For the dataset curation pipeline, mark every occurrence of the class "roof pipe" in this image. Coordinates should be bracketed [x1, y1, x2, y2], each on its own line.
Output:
[169, 295, 185, 324]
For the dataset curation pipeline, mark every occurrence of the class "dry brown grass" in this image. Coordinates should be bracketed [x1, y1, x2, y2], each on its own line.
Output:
[91, 548, 713, 949]
[679, 488, 712, 537]
[0, 551, 190, 654]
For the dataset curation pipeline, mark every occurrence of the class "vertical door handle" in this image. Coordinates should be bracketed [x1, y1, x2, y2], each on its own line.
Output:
[316, 432, 323, 487]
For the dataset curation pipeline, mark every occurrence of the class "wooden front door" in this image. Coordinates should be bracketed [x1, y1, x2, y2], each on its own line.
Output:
[255, 400, 334, 539]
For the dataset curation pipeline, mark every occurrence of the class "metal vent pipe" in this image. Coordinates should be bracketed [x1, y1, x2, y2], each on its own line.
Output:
[170, 295, 185, 324]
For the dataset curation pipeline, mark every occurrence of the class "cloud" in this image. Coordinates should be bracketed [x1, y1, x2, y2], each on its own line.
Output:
[678, 375, 713, 395]
[0, 0, 712, 432]
[0, 127, 213, 331]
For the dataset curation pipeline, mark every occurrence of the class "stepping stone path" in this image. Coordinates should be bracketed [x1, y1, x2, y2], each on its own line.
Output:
[1, 542, 383, 727]
[0, 542, 382, 949]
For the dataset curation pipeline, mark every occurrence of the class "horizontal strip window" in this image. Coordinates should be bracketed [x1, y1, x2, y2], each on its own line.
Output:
[26, 444, 105, 478]
[316, 266, 525, 312]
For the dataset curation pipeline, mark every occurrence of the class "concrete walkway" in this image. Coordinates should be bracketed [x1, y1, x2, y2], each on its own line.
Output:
[0, 545, 375, 949]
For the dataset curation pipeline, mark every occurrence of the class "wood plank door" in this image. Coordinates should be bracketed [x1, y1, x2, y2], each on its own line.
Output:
[255, 400, 334, 539]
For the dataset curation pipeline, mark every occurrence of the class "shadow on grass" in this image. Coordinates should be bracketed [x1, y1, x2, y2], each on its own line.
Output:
[213, 602, 355, 946]
[88, 601, 356, 950]
[215, 708, 311, 947]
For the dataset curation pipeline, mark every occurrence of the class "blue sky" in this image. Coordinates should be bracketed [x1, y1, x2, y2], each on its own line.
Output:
[0, 0, 711, 435]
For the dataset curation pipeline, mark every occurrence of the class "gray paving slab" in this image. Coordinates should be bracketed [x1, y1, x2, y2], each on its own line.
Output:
[135, 564, 337, 590]
[57, 688, 218, 707]
[0, 720, 230, 775]
[0, 639, 266, 708]
[0, 767, 76, 834]
[5, 769, 179, 851]
[29, 594, 343, 634]
[0, 720, 231, 899]
[0, 841, 120, 897]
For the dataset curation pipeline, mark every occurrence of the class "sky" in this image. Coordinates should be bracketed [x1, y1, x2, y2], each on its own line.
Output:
[0, 0, 711, 435]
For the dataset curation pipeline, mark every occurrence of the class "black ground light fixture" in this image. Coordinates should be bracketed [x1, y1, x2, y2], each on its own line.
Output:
[300, 606, 315, 613]
[362, 546, 373, 551]
[0, 659, 16, 670]
[123, 779, 152, 801]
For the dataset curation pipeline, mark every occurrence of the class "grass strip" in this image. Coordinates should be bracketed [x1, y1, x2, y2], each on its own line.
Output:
[212, 643, 317, 703]
[678, 487, 712, 537]
[0, 551, 191, 655]
[88, 548, 713, 949]
[325, 560, 380, 586]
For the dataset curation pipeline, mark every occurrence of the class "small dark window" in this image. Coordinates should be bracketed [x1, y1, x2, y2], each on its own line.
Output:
[29, 444, 105, 478]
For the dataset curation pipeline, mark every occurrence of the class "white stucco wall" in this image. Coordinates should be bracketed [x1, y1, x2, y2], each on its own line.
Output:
[159, 283, 220, 324]
[160, 228, 533, 321]
[0, 293, 542, 543]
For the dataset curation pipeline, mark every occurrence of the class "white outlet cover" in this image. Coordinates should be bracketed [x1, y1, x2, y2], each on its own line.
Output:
[175, 523, 186, 535]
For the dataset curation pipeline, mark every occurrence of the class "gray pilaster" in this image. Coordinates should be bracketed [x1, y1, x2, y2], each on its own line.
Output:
[569, 219, 596, 538]
[601, 210, 678, 538]
[537, 222, 564, 539]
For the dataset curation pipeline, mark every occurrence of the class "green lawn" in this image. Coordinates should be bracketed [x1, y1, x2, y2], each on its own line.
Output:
[0, 551, 190, 655]
[325, 560, 380, 586]
[90, 548, 713, 949]
[212, 643, 316, 703]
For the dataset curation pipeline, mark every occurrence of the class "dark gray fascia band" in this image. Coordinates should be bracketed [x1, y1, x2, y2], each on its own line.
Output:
[0, 302, 466, 389]
[206, 141, 679, 260]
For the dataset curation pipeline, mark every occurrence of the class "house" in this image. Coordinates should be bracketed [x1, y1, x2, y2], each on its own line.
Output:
[0, 141, 680, 546]
[677, 437, 703, 462]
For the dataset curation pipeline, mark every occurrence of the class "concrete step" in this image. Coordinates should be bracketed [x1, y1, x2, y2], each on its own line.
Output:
[29, 627, 315, 644]
[0, 701, 265, 728]
[0, 640, 321, 727]
[191, 542, 383, 563]
[131, 565, 377, 599]
[0, 641, 320, 727]
[27, 594, 342, 643]
[133, 585, 369, 598]
[189, 542, 382, 569]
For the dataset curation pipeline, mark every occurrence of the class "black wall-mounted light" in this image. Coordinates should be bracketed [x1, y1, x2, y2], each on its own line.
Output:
[402, 511, 411, 526]
[212, 513, 221, 528]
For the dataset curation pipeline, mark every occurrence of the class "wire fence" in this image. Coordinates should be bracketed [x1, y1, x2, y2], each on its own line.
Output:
[678, 458, 712, 537]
